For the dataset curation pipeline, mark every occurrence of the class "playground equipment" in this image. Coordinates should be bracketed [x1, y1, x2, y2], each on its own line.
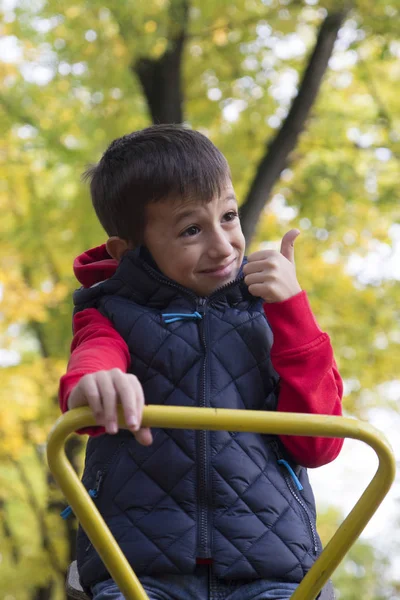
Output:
[47, 406, 396, 600]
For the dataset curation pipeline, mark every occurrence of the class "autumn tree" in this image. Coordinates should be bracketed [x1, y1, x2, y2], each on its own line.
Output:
[1, 0, 399, 598]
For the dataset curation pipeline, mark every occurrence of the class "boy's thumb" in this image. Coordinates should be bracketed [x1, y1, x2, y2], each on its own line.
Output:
[280, 229, 300, 264]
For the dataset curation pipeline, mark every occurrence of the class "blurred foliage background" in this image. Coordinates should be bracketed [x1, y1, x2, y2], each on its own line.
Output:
[1, 0, 399, 598]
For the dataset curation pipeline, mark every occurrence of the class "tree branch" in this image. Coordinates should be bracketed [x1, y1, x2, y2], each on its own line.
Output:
[240, 9, 349, 245]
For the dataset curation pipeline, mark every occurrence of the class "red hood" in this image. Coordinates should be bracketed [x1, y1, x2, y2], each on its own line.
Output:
[73, 244, 119, 288]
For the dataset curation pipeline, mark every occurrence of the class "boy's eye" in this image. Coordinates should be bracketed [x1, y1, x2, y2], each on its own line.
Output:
[223, 210, 238, 222]
[181, 225, 200, 237]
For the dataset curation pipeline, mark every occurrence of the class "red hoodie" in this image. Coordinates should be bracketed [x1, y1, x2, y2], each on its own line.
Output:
[59, 245, 344, 468]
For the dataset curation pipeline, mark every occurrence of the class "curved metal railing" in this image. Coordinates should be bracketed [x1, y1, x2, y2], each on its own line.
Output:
[47, 406, 396, 599]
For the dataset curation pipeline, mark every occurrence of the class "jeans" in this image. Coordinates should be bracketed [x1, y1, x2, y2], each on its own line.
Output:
[91, 565, 298, 600]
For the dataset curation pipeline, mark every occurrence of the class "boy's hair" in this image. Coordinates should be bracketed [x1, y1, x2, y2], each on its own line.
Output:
[83, 124, 231, 244]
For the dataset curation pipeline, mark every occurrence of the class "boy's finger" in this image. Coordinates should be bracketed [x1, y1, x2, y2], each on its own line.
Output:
[80, 376, 104, 423]
[113, 372, 138, 432]
[247, 283, 269, 298]
[244, 263, 271, 278]
[244, 272, 267, 287]
[245, 249, 274, 264]
[134, 428, 153, 446]
[127, 374, 145, 431]
[243, 260, 264, 275]
[96, 372, 118, 434]
[126, 375, 152, 445]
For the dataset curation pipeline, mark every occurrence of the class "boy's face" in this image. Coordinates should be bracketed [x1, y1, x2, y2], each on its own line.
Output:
[143, 183, 245, 297]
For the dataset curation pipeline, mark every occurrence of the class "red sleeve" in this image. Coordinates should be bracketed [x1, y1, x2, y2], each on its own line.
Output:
[58, 308, 130, 436]
[263, 291, 344, 468]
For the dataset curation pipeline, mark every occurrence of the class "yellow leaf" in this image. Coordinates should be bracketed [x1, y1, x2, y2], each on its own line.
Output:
[151, 38, 168, 59]
[113, 41, 127, 58]
[145, 20, 157, 33]
[65, 6, 81, 19]
[213, 28, 228, 46]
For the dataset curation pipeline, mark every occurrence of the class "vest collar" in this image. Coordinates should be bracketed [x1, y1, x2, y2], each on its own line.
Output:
[74, 246, 255, 312]
[116, 247, 252, 309]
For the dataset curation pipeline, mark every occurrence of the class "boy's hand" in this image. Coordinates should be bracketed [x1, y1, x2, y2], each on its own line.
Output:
[67, 369, 153, 446]
[243, 229, 302, 303]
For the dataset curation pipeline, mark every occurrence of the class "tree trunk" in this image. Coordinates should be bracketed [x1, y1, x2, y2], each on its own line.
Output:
[133, 0, 189, 124]
[239, 10, 349, 245]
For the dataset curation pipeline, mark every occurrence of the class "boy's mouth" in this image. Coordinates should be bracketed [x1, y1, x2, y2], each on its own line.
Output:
[200, 258, 236, 277]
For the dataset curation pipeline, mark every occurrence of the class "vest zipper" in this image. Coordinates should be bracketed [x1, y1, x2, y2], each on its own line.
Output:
[95, 440, 126, 495]
[140, 261, 246, 558]
[271, 441, 319, 554]
[197, 297, 212, 558]
[83, 441, 125, 552]
[83, 471, 104, 552]
[281, 471, 319, 554]
[142, 259, 244, 304]
[142, 262, 198, 302]
[61, 467, 105, 521]
[92, 469, 104, 497]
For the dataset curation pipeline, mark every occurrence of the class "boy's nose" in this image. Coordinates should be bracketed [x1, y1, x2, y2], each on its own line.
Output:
[208, 229, 232, 258]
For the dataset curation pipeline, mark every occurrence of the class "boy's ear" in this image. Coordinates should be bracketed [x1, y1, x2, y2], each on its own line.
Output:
[106, 236, 134, 261]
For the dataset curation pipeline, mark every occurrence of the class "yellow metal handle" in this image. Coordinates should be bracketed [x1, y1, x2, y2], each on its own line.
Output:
[47, 407, 396, 600]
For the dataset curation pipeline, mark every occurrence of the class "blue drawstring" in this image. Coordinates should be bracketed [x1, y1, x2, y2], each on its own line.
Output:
[60, 488, 98, 520]
[278, 459, 303, 491]
[162, 312, 202, 324]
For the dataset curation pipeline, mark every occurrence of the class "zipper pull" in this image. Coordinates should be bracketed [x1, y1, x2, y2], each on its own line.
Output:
[60, 505, 73, 520]
[278, 459, 303, 491]
[93, 470, 103, 496]
[60, 470, 103, 520]
[197, 298, 207, 316]
[162, 312, 202, 324]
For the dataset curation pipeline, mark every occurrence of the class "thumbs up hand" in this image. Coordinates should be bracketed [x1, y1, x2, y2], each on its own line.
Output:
[243, 229, 302, 303]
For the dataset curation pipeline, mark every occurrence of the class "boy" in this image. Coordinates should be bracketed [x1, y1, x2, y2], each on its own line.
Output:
[59, 125, 343, 600]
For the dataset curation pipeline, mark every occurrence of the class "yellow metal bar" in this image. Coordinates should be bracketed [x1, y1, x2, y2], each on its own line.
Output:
[47, 407, 396, 600]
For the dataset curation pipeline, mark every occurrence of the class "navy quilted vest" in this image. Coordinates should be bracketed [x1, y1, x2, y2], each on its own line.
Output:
[74, 248, 321, 590]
